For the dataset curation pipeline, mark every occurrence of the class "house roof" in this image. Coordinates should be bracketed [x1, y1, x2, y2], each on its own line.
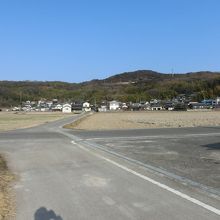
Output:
[151, 103, 162, 107]
[109, 100, 120, 104]
[63, 103, 71, 107]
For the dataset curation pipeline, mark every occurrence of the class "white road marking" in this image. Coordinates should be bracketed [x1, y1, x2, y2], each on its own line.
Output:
[84, 132, 220, 141]
[71, 140, 220, 216]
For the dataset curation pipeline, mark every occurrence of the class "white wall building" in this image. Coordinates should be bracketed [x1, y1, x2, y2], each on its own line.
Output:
[83, 102, 91, 112]
[98, 105, 107, 112]
[109, 101, 120, 110]
[62, 104, 71, 113]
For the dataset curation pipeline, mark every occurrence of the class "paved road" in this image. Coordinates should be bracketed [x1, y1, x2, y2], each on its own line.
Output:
[0, 115, 219, 220]
[71, 126, 220, 192]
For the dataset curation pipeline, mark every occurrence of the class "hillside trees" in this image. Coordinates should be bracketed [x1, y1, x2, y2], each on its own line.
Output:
[0, 71, 220, 107]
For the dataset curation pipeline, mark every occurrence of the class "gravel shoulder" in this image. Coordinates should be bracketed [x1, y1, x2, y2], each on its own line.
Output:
[67, 111, 220, 130]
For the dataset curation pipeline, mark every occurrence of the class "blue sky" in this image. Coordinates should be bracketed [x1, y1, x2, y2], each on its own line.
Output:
[0, 0, 220, 82]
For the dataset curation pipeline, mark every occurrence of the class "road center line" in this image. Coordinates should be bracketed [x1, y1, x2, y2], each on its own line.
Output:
[71, 140, 220, 216]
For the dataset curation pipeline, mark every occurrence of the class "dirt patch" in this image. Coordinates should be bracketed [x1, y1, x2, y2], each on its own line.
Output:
[0, 112, 73, 131]
[67, 111, 220, 130]
[63, 113, 92, 130]
[0, 155, 15, 220]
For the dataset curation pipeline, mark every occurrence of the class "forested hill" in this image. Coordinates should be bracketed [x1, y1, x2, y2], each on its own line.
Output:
[1, 70, 220, 107]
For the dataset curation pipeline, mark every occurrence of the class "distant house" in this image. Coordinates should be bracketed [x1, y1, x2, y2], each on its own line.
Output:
[164, 102, 175, 111]
[62, 103, 72, 113]
[31, 101, 36, 106]
[130, 103, 141, 111]
[98, 105, 107, 112]
[139, 101, 150, 111]
[98, 101, 108, 112]
[37, 102, 50, 112]
[188, 103, 208, 110]
[12, 107, 20, 111]
[51, 104, 62, 112]
[173, 103, 187, 111]
[151, 103, 163, 111]
[52, 99, 58, 104]
[25, 100, 31, 104]
[46, 101, 53, 108]
[22, 106, 32, 112]
[121, 103, 128, 110]
[82, 102, 91, 112]
[150, 99, 160, 104]
[176, 94, 186, 103]
[40, 107, 47, 112]
[109, 100, 120, 110]
[201, 99, 216, 107]
[215, 97, 220, 110]
[38, 99, 46, 106]
[142, 102, 151, 110]
[72, 103, 83, 112]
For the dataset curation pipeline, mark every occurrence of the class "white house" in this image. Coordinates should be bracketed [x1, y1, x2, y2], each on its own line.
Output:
[121, 103, 128, 110]
[109, 100, 120, 111]
[83, 102, 91, 112]
[62, 103, 72, 113]
[98, 105, 107, 112]
[151, 103, 163, 111]
[46, 101, 53, 108]
[52, 104, 63, 112]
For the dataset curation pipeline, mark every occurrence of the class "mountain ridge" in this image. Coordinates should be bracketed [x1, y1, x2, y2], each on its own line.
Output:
[0, 70, 220, 107]
[83, 70, 220, 84]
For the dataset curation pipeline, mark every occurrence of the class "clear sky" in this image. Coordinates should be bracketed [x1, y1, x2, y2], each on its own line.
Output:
[0, 0, 220, 82]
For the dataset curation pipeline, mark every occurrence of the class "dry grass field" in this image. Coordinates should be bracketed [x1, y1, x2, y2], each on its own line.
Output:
[0, 111, 73, 132]
[67, 111, 220, 130]
[0, 155, 14, 220]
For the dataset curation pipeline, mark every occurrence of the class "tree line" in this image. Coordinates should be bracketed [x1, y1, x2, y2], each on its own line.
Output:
[0, 71, 220, 107]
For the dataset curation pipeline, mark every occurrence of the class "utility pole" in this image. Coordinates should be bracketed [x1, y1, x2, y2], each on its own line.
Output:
[20, 91, 22, 107]
[94, 97, 96, 108]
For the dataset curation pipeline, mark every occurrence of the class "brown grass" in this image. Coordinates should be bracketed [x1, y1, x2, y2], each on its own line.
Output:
[66, 111, 220, 130]
[0, 112, 73, 132]
[63, 113, 92, 129]
[0, 155, 15, 220]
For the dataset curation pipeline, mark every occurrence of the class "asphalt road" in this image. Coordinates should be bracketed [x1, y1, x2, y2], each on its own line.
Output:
[0, 115, 219, 220]
[71, 126, 220, 192]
